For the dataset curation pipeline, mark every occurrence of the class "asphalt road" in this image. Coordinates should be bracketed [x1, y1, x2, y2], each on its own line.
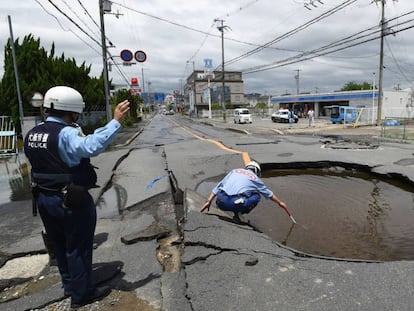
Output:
[1, 113, 414, 311]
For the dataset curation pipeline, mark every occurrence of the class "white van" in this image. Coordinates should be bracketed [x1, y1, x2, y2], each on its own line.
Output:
[233, 108, 252, 124]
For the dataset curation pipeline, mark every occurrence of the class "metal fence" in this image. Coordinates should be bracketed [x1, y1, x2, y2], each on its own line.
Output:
[0, 116, 18, 157]
[381, 117, 414, 141]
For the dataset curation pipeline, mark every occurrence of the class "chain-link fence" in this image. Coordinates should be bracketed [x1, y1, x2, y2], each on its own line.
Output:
[381, 117, 414, 141]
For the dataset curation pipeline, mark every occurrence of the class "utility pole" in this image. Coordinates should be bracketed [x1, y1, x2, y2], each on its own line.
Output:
[99, 0, 112, 121]
[141, 67, 145, 95]
[294, 69, 301, 95]
[376, 0, 385, 126]
[372, 72, 376, 125]
[215, 19, 230, 122]
[187, 61, 196, 114]
[374, 0, 397, 125]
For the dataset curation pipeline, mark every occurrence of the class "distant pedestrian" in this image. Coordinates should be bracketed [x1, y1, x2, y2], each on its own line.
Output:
[289, 109, 295, 128]
[24, 86, 130, 308]
[200, 161, 295, 223]
[307, 108, 314, 127]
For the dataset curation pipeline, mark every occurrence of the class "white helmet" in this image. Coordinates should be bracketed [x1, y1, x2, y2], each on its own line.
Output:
[245, 161, 261, 177]
[43, 86, 85, 114]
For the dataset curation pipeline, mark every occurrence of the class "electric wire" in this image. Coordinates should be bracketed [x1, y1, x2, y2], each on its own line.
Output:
[216, 0, 261, 19]
[34, 1, 414, 91]
[241, 9, 414, 73]
[61, 0, 101, 40]
[385, 38, 413, 85]
[242, 20, 414, 74]
[34, 0, 101, 55]
[76, 0, 113, 46]
[225, 0, 358, 66]
[45, 0, 101, 46]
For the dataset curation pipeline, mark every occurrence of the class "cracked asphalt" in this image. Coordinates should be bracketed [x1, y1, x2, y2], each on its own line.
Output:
[1, 114, 414, 310]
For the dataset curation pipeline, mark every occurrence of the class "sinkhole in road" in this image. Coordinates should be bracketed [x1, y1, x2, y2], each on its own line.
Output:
[197, 167, 414, 262]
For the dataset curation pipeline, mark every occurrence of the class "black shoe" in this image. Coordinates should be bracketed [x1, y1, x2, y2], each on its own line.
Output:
[70, 286, 111, 309]
[233, 212, 241, 222]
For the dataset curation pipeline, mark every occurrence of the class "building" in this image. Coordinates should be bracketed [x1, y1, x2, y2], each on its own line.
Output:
[184, 70, 244, 116]
[270, 89, 413, 123]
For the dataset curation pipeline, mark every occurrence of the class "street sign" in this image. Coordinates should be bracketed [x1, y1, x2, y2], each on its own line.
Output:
[135, 50, 147, 63]
[120, 49, 133, 62]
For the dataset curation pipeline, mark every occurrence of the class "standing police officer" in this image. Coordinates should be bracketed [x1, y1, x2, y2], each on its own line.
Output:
[24, 86, 130, 308]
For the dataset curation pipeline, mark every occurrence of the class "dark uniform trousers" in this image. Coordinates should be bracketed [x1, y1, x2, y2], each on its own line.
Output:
[37, 191, 96, 304]
[216, 191, 261, 214]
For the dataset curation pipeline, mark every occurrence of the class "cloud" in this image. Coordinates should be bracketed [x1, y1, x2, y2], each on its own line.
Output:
[1, 0, 413, 96]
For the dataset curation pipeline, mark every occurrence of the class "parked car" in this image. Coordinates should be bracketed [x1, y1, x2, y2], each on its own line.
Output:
[233, 108, 252, 124]
[271, 109, 299, 123]
[164, 110, 175, 115]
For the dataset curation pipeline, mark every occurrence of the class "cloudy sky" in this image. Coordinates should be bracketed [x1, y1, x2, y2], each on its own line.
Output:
[1, 0, 413, 96]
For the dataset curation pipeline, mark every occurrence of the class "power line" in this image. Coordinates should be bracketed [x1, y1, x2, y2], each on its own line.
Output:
[242, 24, 413, 74]
[225, 0, 358, 66]
[45, 0, 101, 47]
[61, 0, 101, 39]
[76, 0, 105, 37]
[216, 0, 261, 19]
[34, 0, 101, 54]
[385, 37, 413, 85]
[242, 11, 414, 74]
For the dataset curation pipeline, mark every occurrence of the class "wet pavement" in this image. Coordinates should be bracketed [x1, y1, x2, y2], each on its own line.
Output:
[1, 114, 414, 310]
[196, 169, 414, 262]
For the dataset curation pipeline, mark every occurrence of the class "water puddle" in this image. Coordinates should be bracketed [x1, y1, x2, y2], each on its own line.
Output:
[0, 156, 31, 205]
[197, 167, 414, 262]
[96, 183, 128, 218]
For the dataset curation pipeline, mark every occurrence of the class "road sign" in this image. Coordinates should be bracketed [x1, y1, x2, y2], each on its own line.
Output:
[120, 49, 133, 62]
[135, 50, 147, 63]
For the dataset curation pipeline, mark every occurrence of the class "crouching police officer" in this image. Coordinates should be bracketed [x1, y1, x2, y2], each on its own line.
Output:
[24, 86, 130, 308]
[200, 161, 290, 221]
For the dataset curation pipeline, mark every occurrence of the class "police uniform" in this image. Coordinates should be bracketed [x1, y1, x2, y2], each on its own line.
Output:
[24, 116, 121, 305]
[212, 168, 273, 214]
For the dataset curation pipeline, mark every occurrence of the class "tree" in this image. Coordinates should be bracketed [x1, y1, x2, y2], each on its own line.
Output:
[0, 35, 105, 132]
[255, 102, 267, 109]
[340, 81, 373, 91]
[111, 88, 143, 122]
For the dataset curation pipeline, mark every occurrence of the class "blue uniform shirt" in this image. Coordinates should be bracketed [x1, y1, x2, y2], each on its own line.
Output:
[212, 168, 273, 198]
[46, 116, 122, 167]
